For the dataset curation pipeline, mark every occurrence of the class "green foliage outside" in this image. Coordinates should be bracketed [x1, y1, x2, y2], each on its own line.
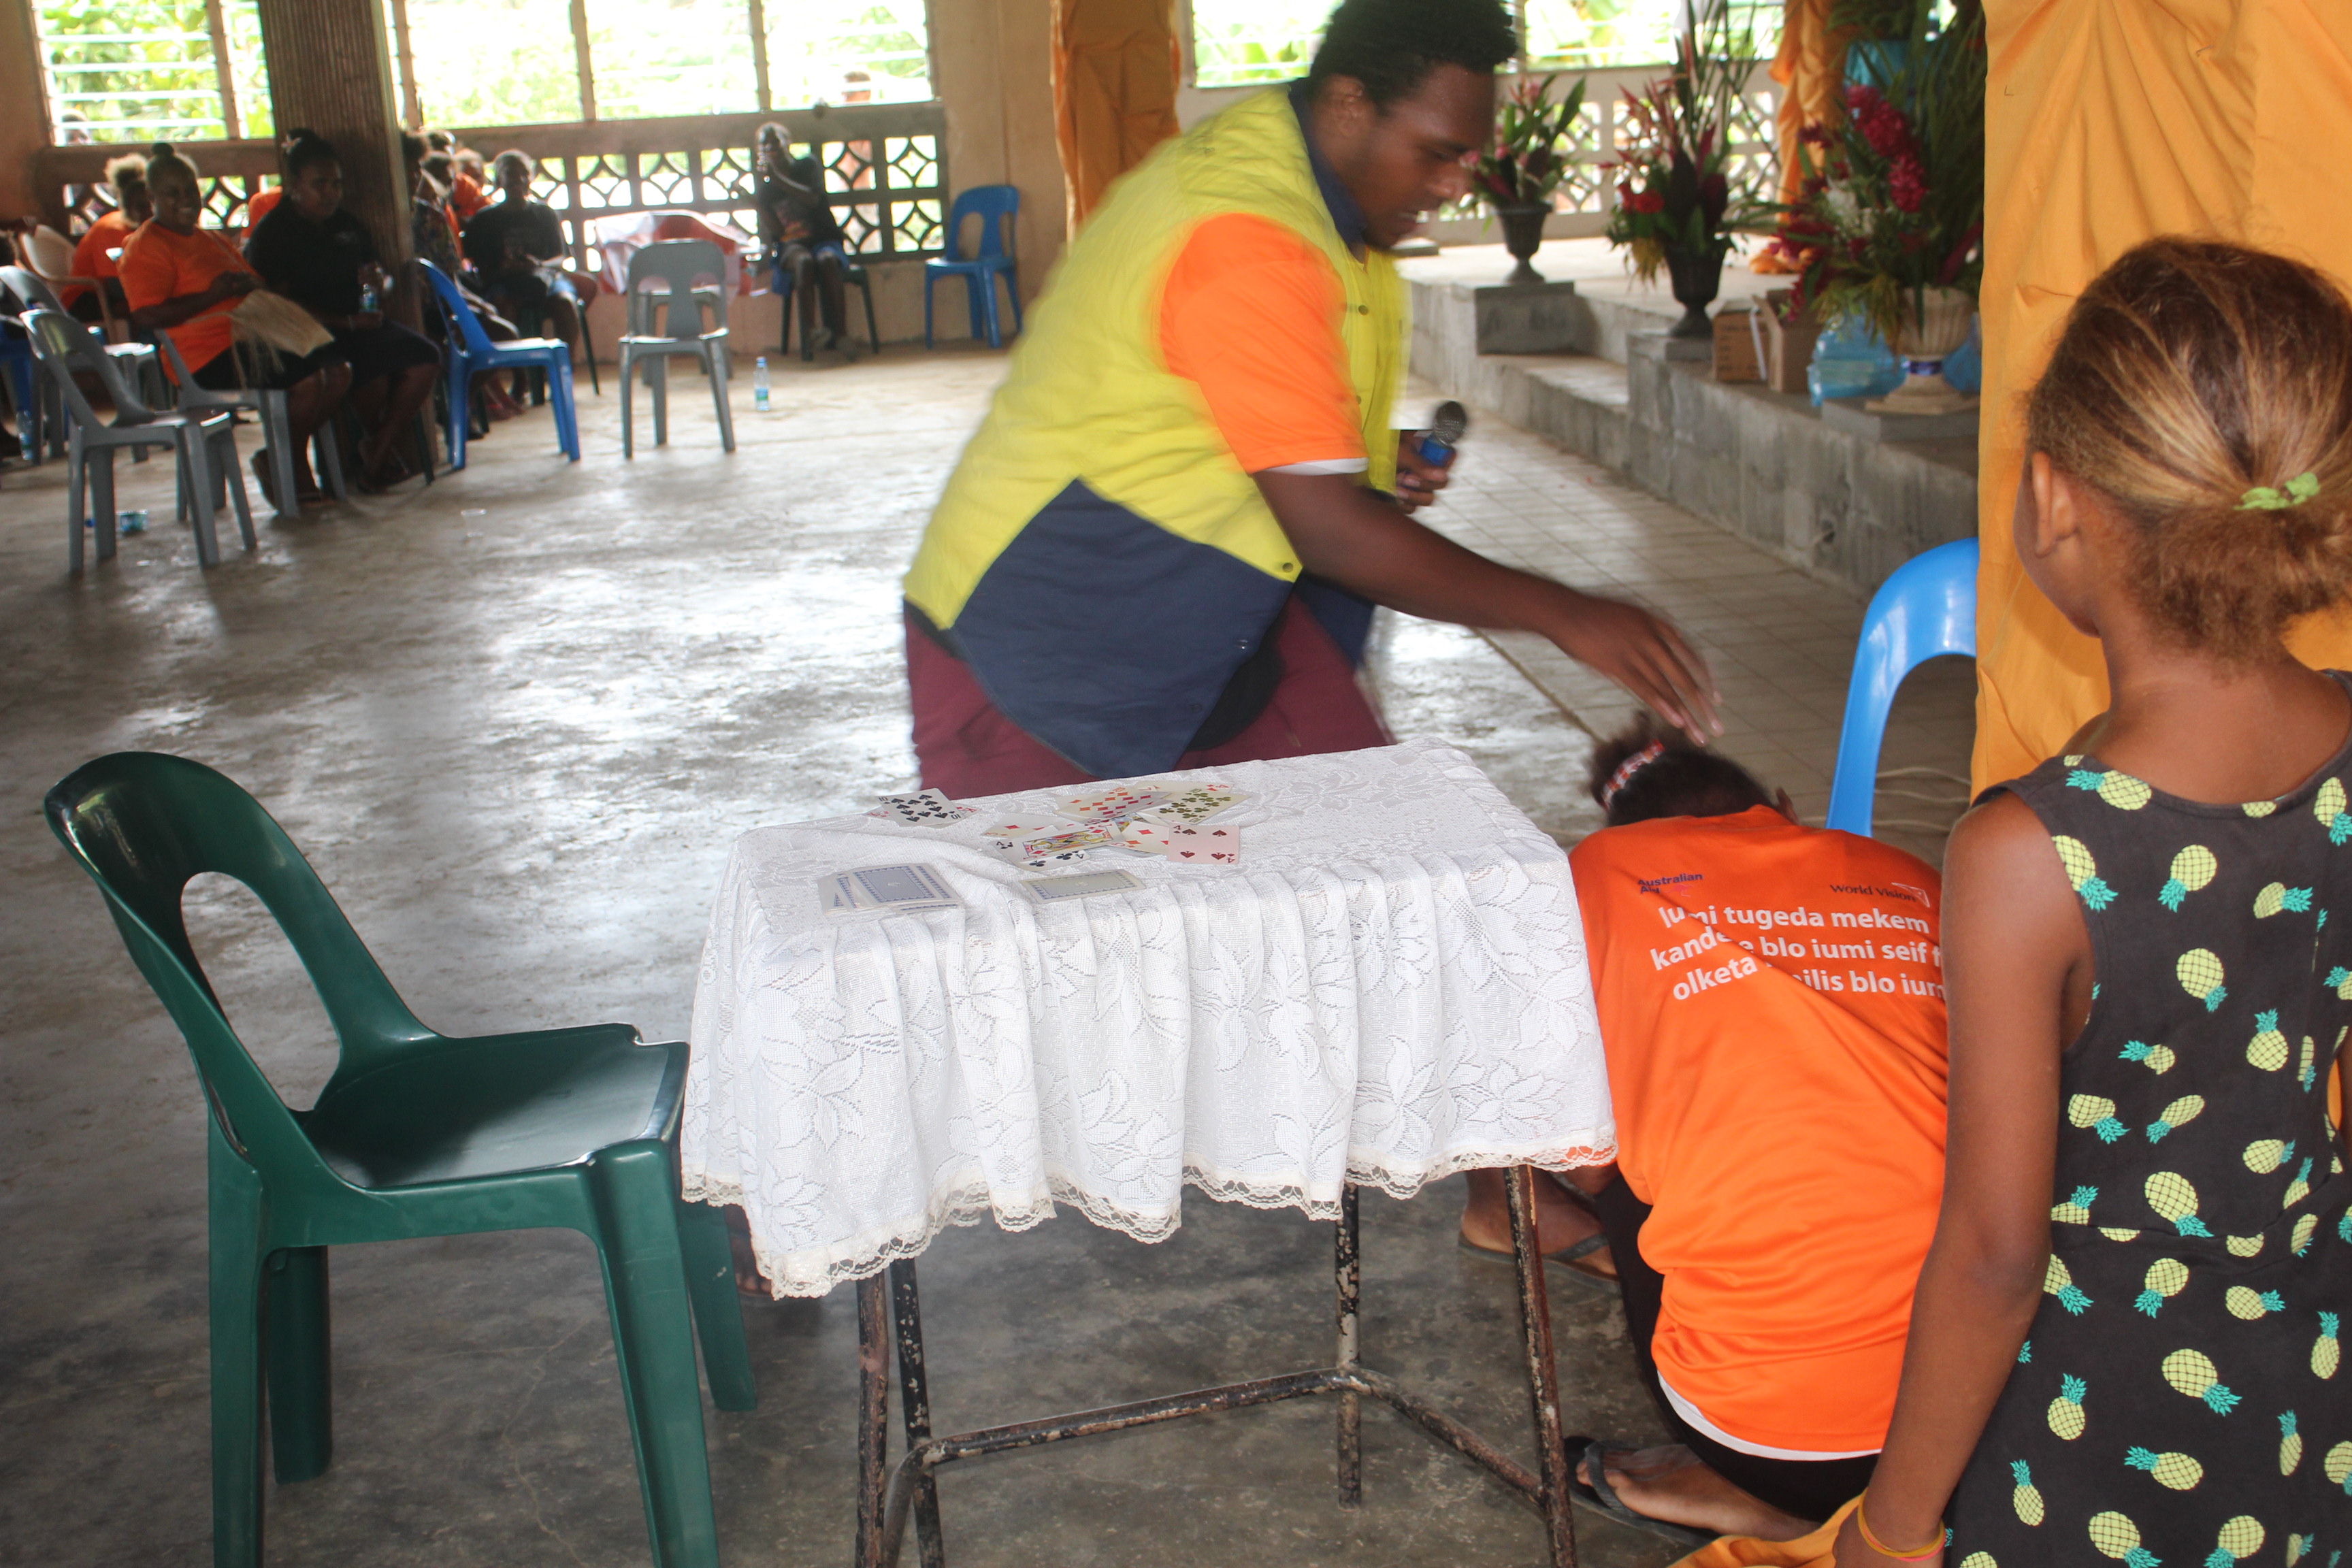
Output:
[37, 0, 270, 141]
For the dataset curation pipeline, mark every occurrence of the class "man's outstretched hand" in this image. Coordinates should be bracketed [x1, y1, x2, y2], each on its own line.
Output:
[1256, 468, 1725, 745]
[1545, 589, 1720, 742]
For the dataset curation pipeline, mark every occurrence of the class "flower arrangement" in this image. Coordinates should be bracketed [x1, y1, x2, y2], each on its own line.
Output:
[1473, 74, 1590, 210]
[1603, 0, 1769, 285]
[1762, 4, 1987, 350]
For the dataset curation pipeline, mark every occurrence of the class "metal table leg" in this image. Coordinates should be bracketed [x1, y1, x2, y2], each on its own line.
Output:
[1335, 1182, 1362, 1509]
[887, 1261, 946, 1568]
[1507, 1166, 1580, 1568]
[860, 1171, 1580, 1567]
[855, 1275, 889, 1568]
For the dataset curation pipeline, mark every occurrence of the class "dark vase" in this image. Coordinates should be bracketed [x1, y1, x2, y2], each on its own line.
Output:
[1497, 203, 1549, 284]
[1664, 244, 1725, 339]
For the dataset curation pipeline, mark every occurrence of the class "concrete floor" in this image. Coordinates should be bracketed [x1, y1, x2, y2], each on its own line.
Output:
[0, 346, 1965, 1567]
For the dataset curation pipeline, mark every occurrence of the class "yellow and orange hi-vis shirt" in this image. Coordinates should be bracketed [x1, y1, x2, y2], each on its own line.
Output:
[1569, 806, 1949, 1457]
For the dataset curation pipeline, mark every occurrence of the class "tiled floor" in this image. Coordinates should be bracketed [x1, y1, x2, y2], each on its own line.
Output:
[1412, 384, 1978, 866]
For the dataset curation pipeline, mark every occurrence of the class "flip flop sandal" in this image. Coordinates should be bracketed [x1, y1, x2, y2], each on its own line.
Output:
[1456, 1228, 1619, 1294]
[1569, 1439, 1719, 1548]
[1537, 1167, 1605, 1216]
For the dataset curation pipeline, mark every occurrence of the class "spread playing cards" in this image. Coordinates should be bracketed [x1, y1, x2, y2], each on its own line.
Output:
[862, 779, 1245, 871]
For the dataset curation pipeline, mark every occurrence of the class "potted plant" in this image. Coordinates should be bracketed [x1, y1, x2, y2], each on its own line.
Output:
[1763, 3, 1985, 413]
[1603, 0, 1771, 338]
[1473, 74, 1588, 285]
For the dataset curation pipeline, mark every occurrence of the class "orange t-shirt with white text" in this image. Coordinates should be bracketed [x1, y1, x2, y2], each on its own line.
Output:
[1569, 808, 1948, 1455]
[118, 220, 255, 372]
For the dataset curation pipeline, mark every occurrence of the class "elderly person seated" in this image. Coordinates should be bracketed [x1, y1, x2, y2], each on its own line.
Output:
[121, 142, 350, 506]
[756, 122, 852, 356]
[406, 135, 523, 424]
[246, 129, 442, 493]
[62, 154, 150, 323]
[461, 150, 587, 368]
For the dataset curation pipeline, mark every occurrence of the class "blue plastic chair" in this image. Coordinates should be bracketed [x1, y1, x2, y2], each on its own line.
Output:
[417, 259, 579, 469]
[1825, 537, 1980, 837]
[924, 186, 1022, 350]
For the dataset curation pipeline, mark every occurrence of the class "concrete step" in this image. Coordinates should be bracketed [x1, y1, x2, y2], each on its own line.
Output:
[1407, 274, 1980, 601]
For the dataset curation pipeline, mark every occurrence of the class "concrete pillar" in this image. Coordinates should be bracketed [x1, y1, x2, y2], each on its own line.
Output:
[0, 0, 54, 224]
[251, 0, 412, 274]
[932, 0, 1068, 303]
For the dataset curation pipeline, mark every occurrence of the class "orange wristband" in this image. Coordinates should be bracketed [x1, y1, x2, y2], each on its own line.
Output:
[1855, 1499, 1946, 1561]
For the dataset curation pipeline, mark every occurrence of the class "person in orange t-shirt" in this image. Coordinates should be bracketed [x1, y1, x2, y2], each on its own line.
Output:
[1558, 721, 1948, 1541]
[120, 144, 349, 506]
[62, 154, 150, 320]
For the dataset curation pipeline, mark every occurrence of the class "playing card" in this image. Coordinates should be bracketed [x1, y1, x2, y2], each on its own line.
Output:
[1015, 825, 1115, 858]
[1054, 785, 1171, 823]
[1019, 869, 1147, 903]
[1111, 819, 1175, 855]
[977, 819, 1104, 868]
[1161, 825, 1241, 865]
[870, 789, 975, 826]
[821, 873, 869, 912]
[1139, 785, 1246, 828]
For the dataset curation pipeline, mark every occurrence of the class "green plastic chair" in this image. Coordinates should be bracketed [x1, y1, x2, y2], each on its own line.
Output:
[44, 753, 755, 1568]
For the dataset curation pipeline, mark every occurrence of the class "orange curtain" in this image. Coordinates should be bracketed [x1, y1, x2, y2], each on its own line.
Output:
[1767, 0, 1846, 206]
[1973, 0, 2352, 790]
[1051, 0, 1183, 231]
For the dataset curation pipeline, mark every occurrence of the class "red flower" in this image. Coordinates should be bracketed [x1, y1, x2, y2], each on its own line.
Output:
[1631, 189, 1665, 214]
[1616, 180, 1635, 205]
[1799, 122, 1831, 147]
[1889, 154, 1927, 213]
[1845, 83, 1915, 162]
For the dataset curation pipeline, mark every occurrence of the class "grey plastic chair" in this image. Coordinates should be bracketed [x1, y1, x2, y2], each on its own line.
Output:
[27, 309, 254, 571]
[150, 331, 346, 518]
[4, 263, 165, 413]
[617, 240, 734, 458]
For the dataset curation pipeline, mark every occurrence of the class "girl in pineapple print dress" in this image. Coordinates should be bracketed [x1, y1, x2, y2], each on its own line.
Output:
[1834, 238, 2352, 1568]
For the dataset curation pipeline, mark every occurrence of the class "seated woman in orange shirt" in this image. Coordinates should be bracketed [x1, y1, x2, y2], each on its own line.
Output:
[120, 143, 350, 507]
[62, 154, 150, 322]
[1550, 722, 1950, 1542]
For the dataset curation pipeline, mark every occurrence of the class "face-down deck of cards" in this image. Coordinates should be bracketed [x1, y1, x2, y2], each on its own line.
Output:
[824, 781, 1247, 912]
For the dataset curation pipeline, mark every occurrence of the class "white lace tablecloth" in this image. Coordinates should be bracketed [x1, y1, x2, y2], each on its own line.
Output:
[682, 738, 1614, 1297]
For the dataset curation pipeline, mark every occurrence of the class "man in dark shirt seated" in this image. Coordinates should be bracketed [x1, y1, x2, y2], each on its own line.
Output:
[461, 151, 584, 368]
[246, 129, 442, 491]
[756, 122, 851, 356]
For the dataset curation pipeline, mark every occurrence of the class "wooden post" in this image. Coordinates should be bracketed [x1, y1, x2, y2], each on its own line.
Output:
[747, 0, 772, 113]
[0, 0, 55, 225]
[252, 0, 415, 300]
[202, 0, 244, 138]
[386, 0, 422, 127]
[569, 0, 599, 121]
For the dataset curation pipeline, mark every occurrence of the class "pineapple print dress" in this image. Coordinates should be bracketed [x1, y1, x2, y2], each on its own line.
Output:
[1946, 734, 2352, 1565]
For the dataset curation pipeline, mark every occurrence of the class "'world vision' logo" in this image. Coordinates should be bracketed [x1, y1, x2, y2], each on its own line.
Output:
[1829, 881, 1932, 908]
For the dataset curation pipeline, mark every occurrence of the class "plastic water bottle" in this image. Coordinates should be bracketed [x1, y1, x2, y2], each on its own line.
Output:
[753, 356, 771, 412]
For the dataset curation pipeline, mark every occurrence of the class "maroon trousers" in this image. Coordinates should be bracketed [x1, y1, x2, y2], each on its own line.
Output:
[906, 598, 1392, 796]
